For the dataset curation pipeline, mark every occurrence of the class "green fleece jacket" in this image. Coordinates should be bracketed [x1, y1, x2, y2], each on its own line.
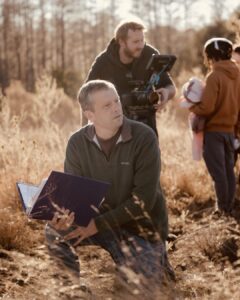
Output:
[64, 118, 168, 241]
[190, 60, 240, 132]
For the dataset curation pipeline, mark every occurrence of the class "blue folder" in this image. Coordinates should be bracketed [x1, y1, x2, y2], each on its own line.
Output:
[17, 171, 110, 226]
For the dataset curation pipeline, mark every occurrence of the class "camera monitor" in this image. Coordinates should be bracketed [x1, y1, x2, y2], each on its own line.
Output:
[146, 54, 177, 73]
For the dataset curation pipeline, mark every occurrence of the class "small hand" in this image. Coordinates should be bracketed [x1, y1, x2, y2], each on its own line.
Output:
[49, 209, 75, 231]
[153, 88, 169, 111]
[190, 114, 205, 133]
[64, 219, 98, 246]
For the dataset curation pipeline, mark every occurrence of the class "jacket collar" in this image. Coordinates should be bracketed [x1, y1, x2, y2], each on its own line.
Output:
[84, 117, 132, 144]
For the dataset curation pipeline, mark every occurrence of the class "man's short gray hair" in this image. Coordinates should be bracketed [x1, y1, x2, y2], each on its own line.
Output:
[77, 80, 118, 111]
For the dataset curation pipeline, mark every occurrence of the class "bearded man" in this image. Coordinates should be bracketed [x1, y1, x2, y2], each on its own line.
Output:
[83, 19, 176, 135]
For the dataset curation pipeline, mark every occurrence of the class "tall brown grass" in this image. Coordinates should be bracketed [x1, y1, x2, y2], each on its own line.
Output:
[1, 76, 240, 298]
[0, 77, 79, 251]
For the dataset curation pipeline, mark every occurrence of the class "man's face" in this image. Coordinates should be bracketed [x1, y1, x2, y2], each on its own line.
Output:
[86, 88, 123, 132]
[121, 29, 145, 59]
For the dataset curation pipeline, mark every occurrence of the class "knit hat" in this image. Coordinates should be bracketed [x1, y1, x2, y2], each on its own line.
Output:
[179, 77, 205, 108]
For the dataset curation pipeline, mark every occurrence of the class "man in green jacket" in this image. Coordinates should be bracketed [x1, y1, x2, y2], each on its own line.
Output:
[83, 20, 176, 135]
[45, 80, 173, 284]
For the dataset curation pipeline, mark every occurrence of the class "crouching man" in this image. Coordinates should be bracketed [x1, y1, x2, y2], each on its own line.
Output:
[45, 80, 174, 285]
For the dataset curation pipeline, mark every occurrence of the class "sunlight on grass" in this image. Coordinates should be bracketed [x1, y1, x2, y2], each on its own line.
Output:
[1, 77, 240, 299]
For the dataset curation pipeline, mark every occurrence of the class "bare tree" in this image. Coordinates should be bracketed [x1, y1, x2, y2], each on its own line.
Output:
[146, 0, 163, 49]
[181, 0, 194, 29]
[131, 0, 142, 18]
[162, 0, 176, 53]
[23, 0, 36, 91]
[211, 0, 225, 22]
[1, 0, 11, 93]
[109, 0, 117, 30]
[39, 0, 47, 70]
[55, 0, 66, 71]
[12, 0, 24, 81]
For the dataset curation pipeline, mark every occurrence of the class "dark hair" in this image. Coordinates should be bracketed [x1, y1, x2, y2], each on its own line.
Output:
[234, 46, 240, 54]
[204, 37, 233, 61]
[77, 80, 118, 111]
[114, 20, 145, 43]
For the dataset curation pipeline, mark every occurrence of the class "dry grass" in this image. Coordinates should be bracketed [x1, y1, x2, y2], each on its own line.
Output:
[157, 102, 212, 201]
[0, 209, 40, 252]
[156, 101, 240, 299]
[1, 78, 240, 299]
[0, 77, 79, 251]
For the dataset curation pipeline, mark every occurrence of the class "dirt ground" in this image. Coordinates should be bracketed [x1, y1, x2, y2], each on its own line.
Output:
[1, 197, 240, 300]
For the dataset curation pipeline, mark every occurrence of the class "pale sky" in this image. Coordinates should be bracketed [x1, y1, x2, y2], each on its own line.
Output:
[95, 0, 240, 29]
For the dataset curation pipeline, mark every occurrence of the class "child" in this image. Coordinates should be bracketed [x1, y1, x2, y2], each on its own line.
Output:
[179, 77, 205, 161]
[190, 37, 240, 214]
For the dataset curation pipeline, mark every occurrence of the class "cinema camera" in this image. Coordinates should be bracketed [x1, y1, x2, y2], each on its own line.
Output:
[122, 54, 177, 119]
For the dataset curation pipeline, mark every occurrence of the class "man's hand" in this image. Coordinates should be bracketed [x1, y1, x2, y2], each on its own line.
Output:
[64, 219, 98, 246]
[49, 209, 75, 231]
[153, 84, 176, 112]
[153, 87, 169, 111]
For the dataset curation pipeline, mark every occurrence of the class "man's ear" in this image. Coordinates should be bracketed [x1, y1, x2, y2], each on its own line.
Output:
[118, 38, 126, 48]
[84, 110, 94, 122]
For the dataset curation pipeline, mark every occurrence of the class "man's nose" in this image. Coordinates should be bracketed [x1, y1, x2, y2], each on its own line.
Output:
[113, 102, 121, 112]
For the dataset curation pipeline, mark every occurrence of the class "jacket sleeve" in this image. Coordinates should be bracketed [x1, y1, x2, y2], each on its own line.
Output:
[81, 56, 104, 126]
[82, 55, 104, 125]
[64, 136, 83, 176]
[94, 130, 164, 231]
[190, 72, 218, 116]
[86, 56, 103, 81]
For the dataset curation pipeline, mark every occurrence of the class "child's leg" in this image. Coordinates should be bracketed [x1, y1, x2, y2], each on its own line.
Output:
[203, 132, 235, 212]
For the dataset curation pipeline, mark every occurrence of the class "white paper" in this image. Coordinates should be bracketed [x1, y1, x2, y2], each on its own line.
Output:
[17, 183, 39, 211]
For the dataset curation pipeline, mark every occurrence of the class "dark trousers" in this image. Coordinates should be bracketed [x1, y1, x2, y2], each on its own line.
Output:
[234, 148, 240, 184]
[45, 224, 170, 282]
[203, 132, 235, 212]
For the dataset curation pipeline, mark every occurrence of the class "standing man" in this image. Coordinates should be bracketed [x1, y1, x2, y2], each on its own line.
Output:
[83, 20, 176, 134]
[45, 80, 174, 284]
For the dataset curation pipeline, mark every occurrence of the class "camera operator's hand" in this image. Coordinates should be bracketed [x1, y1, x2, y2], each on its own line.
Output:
[153, 88, 169, 111]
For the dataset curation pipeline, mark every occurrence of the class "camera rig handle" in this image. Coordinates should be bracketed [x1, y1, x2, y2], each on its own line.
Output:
[145, 54, 177, 93]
